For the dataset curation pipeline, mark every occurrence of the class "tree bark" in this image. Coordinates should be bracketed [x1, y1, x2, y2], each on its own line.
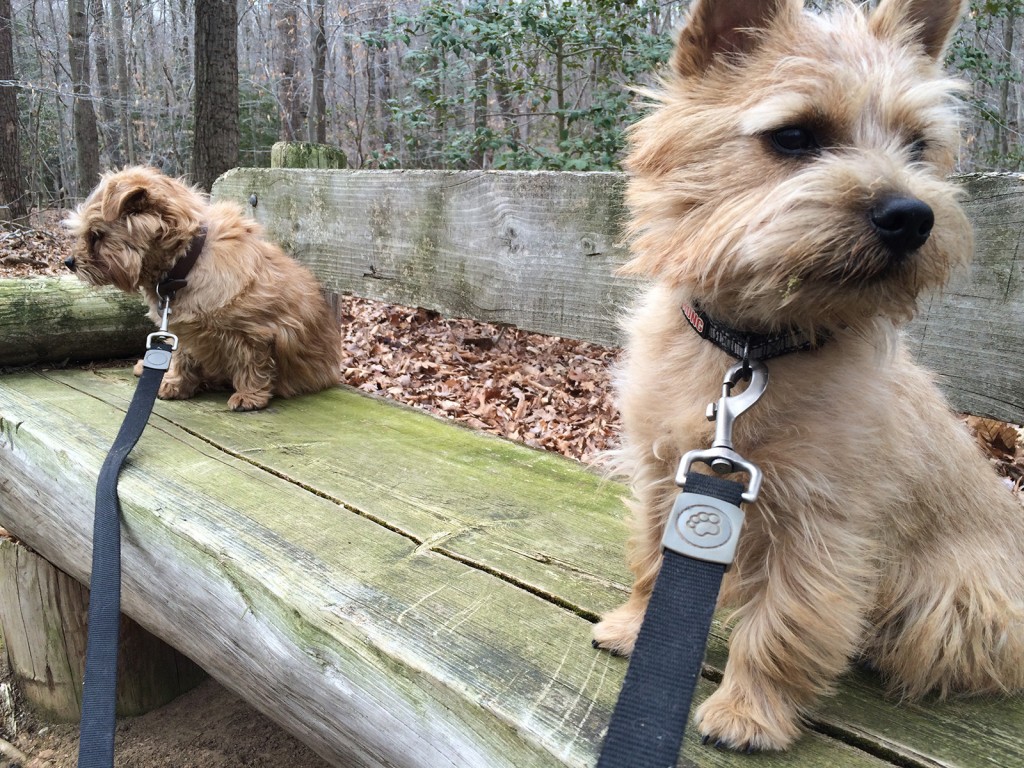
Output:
[109, 0, 134, 164]
[90, 0, 123, 168]
[0, 0, 26, 218]
[193, 0, 239, 191]
[69, 0, 101, 196]
[276, 2, 303, 141]
[373, 2, 395, 153]
[308, 0, 327, 144]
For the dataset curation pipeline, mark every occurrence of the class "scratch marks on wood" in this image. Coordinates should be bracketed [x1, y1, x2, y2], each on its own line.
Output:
[396, 583, 448, 627]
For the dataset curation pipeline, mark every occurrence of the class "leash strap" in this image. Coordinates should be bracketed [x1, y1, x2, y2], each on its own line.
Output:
[597, 472, 745, 768]
[77, 342, 172, 768]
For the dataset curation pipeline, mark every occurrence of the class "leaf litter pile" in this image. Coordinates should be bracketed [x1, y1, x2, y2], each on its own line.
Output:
[2, 215, 1022, 493]
[338, 297, 620, 464]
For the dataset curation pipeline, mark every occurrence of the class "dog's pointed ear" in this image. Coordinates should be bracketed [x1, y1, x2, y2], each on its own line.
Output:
[672, 0, 795, 78]
[870, 0, 967, 61]
[99, 181, 153, 222]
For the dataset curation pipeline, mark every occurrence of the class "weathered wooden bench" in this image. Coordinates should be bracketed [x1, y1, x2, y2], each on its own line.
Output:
[0, 165, 1022, 767]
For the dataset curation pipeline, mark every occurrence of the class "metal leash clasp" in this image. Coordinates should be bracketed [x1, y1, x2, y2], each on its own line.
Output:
[662, 357, 768, 566]
[143, 287, 178, 371]
[677, 358, 768, 503]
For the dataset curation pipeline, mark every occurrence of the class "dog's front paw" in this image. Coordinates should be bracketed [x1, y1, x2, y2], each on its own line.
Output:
[694, 684, 800, 753]
[592, 602, 646, 657]
[158, 380, 196, 400]
[132, 359, 144, 377]
[228, 391, 271, 411]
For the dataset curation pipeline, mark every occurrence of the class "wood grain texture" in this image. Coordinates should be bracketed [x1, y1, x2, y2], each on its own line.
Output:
[0, 539, 204, 721]
[214, 168, 636, 348]
[0, 277, 151, 367]
[902, 173, 1024, 423]
[214, 169, 1023, 422]
[0, 370, 900, 767]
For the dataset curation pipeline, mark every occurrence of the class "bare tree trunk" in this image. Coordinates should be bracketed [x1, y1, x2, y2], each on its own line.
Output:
[69, 0, 101, 196]
[308, 0, 327, 144]
[109, 0, 134, 165]
[276, 1, 302, 141]
[194, 0, 239, 191]
[91, 0, 123, 168]
[373, 2, 395, 152]
[0, 0, 26, 219]
[471, 57, 488, 169]
[997, 8, 1015, 160]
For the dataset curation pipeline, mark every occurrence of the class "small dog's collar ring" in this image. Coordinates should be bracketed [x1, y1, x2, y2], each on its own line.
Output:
[677, 359, 768, 505]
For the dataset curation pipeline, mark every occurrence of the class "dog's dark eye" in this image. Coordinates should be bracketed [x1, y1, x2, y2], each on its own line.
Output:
[769, 127, 821, 157]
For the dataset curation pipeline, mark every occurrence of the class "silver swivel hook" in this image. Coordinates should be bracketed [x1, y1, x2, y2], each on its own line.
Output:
[675, 358, 768, 504]
[144, 283, 179, 370]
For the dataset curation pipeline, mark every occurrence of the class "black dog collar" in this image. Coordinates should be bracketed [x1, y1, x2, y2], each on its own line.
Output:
[682, 302, 828, 361]
[156, 225, 208, 299]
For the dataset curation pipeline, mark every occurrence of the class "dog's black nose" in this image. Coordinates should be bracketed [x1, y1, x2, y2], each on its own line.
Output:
[870, 196, 934, 256]
[64, 256, 77, 272]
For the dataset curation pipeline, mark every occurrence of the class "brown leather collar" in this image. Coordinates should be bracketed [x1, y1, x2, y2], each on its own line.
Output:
[156, 225, 207, 300]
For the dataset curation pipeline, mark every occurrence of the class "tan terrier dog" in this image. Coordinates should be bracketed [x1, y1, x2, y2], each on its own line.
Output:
[66, 166, 341, 411]
[592, 0, 1024, 752]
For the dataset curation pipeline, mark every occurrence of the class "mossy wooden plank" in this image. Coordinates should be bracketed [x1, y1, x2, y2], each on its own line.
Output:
[45, 366, 634, 619]
[0, 277, 151, 367]
[24, 369, 1024, 767]
[213, 169, 1023, 423]
[0, 370, 894, 767]
[904, 172, 1024, 423]
[814, 668, 1024, 768]
[213, 168, 635, 348]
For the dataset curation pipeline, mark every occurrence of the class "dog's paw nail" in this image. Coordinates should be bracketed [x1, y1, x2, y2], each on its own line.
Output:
[700, 735, 710, 746]
[590, 639, 627, 658]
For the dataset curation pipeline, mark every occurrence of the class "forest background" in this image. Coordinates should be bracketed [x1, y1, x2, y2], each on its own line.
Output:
[0, 0, 1020, 217]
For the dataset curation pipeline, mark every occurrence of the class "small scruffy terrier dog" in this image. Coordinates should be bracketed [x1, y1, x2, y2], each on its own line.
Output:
[592, 0, 1024, 752]
[66, 166, 341, 411]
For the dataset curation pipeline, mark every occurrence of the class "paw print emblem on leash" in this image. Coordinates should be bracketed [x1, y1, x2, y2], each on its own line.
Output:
[677, 504, 733, 549]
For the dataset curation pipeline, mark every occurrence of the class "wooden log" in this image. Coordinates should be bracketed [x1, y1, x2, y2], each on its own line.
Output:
[0, 369, 913, 768]
[213, 169, 1024, 424]
[0, 277, 151, 367]
[0, 538, 205, 722]
[1, 367, 1020, 766]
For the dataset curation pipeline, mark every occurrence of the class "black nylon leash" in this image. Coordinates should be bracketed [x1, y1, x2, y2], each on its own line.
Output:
[597, 360, 768, 768]
[77, 342, 172, 768]
[597, 473, 744, 767]
[76, 233, 202, 768]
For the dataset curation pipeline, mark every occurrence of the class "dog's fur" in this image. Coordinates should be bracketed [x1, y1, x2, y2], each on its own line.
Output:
[592, 0, 1024, 752]
[66, 166, 341, 411]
